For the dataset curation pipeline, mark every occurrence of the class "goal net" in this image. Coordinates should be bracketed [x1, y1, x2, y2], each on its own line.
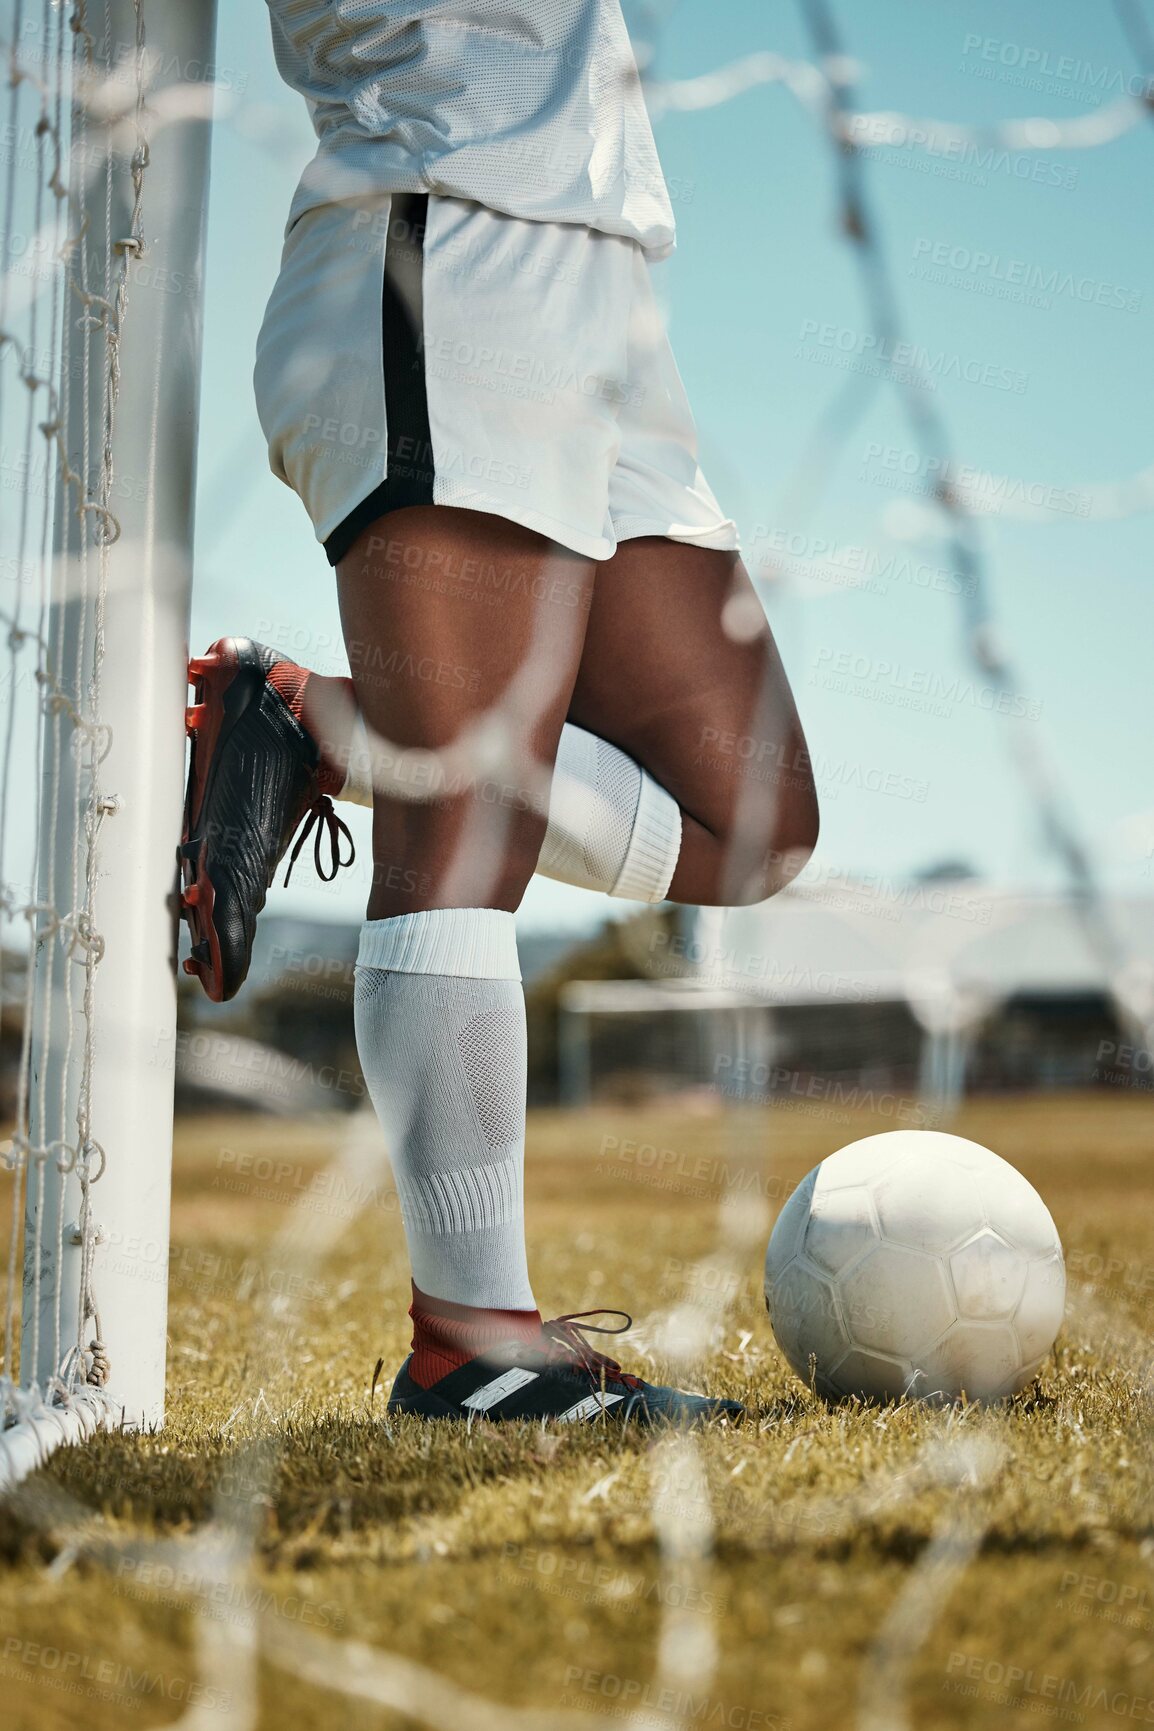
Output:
[0, 0, 216, 1488]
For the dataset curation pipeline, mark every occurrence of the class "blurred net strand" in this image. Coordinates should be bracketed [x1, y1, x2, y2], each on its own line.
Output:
[1113, 0, 1154, 108]
[0, 0, 151, 1469]
[646, 45, 1154, 148]
[857, 1436, 1006, 1731]
[770, 0, 1146, 1042]
[651, 14, 1154, 1716]
[141, 1106, 666, 1731]
[644, 40, 1154, 527]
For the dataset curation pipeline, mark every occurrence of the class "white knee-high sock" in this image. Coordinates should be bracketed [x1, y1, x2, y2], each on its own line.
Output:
[535, 722, 681, 902]
[354, 908, 535, 1312]
[338, 715, 681, 904]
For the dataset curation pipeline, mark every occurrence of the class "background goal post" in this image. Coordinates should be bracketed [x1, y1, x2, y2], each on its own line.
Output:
[1, 0, 218, 1482]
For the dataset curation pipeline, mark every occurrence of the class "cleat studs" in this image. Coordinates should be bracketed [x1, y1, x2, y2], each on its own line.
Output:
[188, 653, 220, 678]
[182, 883, 200, 908]
[180, 839, 200, 860]
[182, 957, 200, 976]
[185, 704, 206, 733]
[190, 940, 211, 963]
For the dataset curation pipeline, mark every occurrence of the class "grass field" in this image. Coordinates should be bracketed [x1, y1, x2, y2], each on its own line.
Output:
[1, 1091, 1152, 1731]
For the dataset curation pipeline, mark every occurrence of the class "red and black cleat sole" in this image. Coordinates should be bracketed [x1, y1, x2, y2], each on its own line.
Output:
[179, 638, 255, 1002]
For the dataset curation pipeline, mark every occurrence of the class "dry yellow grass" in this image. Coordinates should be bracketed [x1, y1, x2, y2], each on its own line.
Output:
[0, 1092, 1151, 1730]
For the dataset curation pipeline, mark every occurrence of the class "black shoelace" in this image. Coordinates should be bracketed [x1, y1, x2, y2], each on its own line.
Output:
[541, 1310, 640, 1388]
[284, 794, 356, 887]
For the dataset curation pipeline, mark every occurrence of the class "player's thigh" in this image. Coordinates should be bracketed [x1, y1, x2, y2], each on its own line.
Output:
[335, 506, 596, 914]
[568, 536, 816, 848]
[335, 504, 594, 758]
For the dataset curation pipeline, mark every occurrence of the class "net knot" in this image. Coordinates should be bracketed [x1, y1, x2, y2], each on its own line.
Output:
[65, 910, 105, 963]
[78, 1140, 106, 1184]
[52, 1139, 78, 1175]
[84, 1340, 111, 1388]
[2, 1132, 29, 1173]
[24, 899, 62, 938]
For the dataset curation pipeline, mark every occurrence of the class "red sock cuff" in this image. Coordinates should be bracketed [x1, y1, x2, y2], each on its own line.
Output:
[265, 660, 347, 798]
[407, 1282, 542, 1389]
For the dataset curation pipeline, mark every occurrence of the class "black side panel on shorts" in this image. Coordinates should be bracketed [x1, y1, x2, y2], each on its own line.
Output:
[323, 192, 435, 566]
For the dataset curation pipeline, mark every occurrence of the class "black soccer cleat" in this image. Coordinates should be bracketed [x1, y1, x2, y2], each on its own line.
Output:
[180, 637, 354, 1001]
[385, 1311, 744, 1426]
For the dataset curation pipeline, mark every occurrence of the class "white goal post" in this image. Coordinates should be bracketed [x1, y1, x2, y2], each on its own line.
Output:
[1, 0, 218, 1486]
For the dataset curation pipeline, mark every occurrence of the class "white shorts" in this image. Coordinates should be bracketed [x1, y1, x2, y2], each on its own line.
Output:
[254, 191, 738, 567]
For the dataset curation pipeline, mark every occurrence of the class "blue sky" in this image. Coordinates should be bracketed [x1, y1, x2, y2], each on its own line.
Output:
[191, 0, 1154, 932]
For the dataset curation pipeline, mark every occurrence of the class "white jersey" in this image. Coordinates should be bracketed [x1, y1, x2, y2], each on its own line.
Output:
[265, 1, 676, 258]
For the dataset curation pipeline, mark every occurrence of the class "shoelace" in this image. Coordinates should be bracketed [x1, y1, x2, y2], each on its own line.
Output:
[284, 794, 356, 887]
[541, 1310, 641, 1389]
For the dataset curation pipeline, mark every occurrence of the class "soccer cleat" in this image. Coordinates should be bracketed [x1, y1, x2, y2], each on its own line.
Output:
[386, 1310, 744, 1425]
[180, 637, 354, 1001]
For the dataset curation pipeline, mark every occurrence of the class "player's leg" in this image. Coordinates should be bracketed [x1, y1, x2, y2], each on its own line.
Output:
[181, 183, 749, 1422]
[192, 552, 813, 916]
[333, 504, 742, 1423]
[333, 503, 587, 1357]
[333, 503, 591, 919]
[568, 538, 819, 908]
[283, 665, 687, 906]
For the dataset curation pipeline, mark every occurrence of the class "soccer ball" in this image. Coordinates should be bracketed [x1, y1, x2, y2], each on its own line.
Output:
[764, 1130, 1065, 1403]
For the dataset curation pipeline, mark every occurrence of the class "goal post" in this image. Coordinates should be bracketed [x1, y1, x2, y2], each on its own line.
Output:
[2, 0, 218, 1480]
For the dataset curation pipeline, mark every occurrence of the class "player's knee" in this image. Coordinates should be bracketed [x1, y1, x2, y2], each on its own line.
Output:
[779, 774, 820, 879]
[703, 776, 820, 908]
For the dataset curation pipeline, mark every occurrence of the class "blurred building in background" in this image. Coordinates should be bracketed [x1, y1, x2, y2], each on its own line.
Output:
[4, 878, 1148, 1121]
[558, 875, 1154, 1112]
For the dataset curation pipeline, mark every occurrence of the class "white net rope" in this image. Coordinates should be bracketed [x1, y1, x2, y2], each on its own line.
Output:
[0, 0, 147, 1467]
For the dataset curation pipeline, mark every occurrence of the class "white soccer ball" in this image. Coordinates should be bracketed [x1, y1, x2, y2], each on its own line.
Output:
[764, 1130, 1065, 1403]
